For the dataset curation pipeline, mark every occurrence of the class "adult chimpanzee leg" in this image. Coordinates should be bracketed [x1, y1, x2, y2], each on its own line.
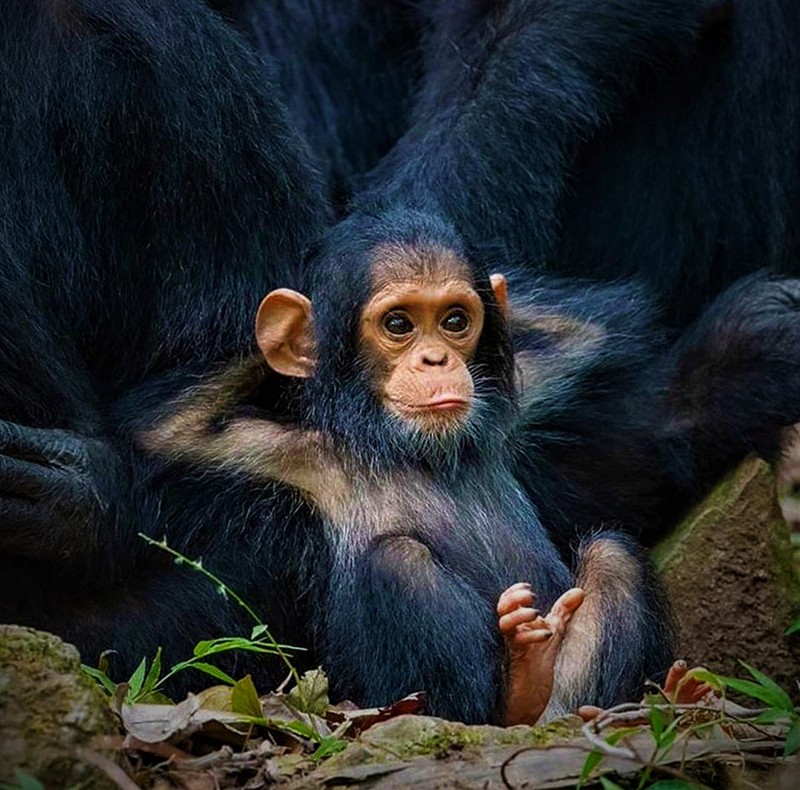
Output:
[0, 0, 328, 690]
[508, 274, 800, 549]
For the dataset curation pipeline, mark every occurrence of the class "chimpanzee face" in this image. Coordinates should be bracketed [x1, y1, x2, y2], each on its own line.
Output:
[254, 243, 507, 441]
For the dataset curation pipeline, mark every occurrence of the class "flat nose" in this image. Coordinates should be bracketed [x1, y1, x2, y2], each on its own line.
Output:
[418, 344, 448, 367]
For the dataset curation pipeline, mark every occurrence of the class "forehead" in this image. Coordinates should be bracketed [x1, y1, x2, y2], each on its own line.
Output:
[369, 243, 474, 292]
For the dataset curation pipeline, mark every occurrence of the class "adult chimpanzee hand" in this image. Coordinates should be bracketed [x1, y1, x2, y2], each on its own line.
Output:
[0, 419, 125, 562]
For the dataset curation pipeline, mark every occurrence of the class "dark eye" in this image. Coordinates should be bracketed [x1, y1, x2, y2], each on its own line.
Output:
[441, 309, 470, 334]
[383, 311, 414, 336]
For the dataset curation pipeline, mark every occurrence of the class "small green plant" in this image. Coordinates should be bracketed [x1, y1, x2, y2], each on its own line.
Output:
[692, 662, 800, 757]
[579, 661, 798, 788]
[82, 534, 301, 704]
[0, 772, 46, 790]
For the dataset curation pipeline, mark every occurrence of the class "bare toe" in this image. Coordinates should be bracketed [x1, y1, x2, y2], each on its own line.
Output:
[497, 586, 535, 617]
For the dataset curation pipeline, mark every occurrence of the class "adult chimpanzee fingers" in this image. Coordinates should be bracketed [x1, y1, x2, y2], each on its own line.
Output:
[0, 496, 49, 531]
[497, 586, 536, 616]
[577, 706, 604, 722]
[0, 455, 65, 498]
[499, 607, 540, 634]
[0, 420, 55, 461]
[663, 660, 689, 697]
[0, 420, 85, 468]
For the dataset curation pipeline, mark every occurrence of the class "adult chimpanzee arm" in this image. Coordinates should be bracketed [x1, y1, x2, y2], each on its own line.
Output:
[358, 0, 724, 263]
[0, 421, 129, 565]
[662, 276, 800, 494]
[0, 0, 330, 691]
[509, 275, 800, 546]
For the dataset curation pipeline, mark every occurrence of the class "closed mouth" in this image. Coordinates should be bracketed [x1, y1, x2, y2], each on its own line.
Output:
[394, 397, 470, 413]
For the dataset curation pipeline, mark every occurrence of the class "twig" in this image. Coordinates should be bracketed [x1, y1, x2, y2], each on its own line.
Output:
[76, 747, 140, 790]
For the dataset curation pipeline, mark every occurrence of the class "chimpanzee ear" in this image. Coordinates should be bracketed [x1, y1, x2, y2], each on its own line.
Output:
[489, 273, 508, 316]
[255, 289, 316, 378]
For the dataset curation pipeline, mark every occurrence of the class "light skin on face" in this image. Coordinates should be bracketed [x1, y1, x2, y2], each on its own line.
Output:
[359, 272, 485, 430]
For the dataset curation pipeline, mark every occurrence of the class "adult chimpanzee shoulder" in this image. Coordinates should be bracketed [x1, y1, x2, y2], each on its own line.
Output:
[0, 0, 329, 691]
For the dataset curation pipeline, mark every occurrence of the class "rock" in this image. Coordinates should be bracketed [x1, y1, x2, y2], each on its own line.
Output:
[0, 625, 118, 789]
[653, 457, 800, 694]
[776, 423, 800, 531]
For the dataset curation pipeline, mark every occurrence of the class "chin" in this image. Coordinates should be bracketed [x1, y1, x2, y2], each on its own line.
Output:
[388, 407, 473, 465]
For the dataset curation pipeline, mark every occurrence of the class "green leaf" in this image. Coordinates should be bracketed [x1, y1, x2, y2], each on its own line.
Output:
[784, 719, 800, 757]
[192, 636, 289, 659]
[251, 624, 270, 640]
[739, 663, 794, 712]
[193, 639, 220, 657]
[136, 690, 174, 705]
[657, 727, 677, 753]
[644, 781, 704, 790]
[81, 664, 117, 696]
[142, 647, 162, 694]
[650, 704, 665, 742]
[191, 662, 237, 686]
[598, 778, 624, 790]
[312, 736, 348, 761]
[126, 657, 148, 701]
[578, 751, 603, 787]
[98, 649, 116, 677]
[231, 675, 263, 718]
[719, 677, 792, 711]
[277, 718, 319, 741]
[286, 669, 330, 716]
[3, 772, 46, 790]
[754, 709, 791, 724]
[685, 669, 724, 691]
[786, 618, 800, 636]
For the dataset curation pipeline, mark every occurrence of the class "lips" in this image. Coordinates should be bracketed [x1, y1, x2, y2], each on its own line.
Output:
[421, 398, 469, 411]
[397, 397, 470, 413]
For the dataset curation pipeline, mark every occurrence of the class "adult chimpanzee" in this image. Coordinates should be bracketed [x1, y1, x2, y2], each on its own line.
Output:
[350, 0, 800, 327]
[0, 0, 330, 686]
[1, 0, 800, 724]
[142, 211, 671, 724]
[297, 0, 800, 543]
